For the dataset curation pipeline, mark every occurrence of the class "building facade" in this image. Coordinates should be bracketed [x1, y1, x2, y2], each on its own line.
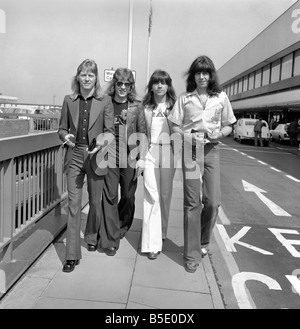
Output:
[217, 0, 300, 127]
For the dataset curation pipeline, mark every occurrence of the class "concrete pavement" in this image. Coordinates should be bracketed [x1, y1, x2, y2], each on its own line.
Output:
[0, 169, 224, 310]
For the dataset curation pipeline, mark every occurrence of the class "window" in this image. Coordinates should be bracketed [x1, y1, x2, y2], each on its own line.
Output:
[243, 75, 248, 91]
[227, 84, 231, 96]
[281, 53, 293, 80]
[293, 49, 300, 76]
[262, 65, 270, 86]
[270, 59, 281, 83]
[254, 69, 262, 88]
[238, 78, 243, 93]
[234, 80, 238, 94]
[248, 72, 254, 90]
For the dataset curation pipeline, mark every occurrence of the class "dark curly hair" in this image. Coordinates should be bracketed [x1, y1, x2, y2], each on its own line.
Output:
[185, 55, 221, 96]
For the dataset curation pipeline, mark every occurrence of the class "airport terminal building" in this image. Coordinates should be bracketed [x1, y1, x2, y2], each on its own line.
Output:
[217, 0, 300, 127]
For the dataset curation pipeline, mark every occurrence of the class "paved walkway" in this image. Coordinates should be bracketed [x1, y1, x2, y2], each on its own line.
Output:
[0, 169, 224, 310]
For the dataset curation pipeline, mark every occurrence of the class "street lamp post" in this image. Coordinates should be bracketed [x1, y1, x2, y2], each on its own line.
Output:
[0, 9, 6, 34]
[127, 0, 133, 70]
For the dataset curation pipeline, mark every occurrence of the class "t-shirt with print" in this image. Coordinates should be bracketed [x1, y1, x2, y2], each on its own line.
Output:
[151, 103, 170, 145]
[111, 99, 128, 167]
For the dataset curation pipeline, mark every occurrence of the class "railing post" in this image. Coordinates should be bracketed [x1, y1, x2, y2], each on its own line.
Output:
[54, 145, 63, 216]
[28, 118, 35, 133]
[1, 159, 14, 261]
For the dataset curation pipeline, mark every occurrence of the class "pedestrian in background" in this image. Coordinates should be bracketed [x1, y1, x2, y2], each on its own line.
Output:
[100, 68, 147, 256]
[288, 118, 299, 146]
[58, 59, 115, 273]
[168, 55, 236, 273]
[254, 117, 265, 147]
[141, 70, 177, 260]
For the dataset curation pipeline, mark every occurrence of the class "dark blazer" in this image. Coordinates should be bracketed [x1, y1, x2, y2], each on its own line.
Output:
[58, 94, 115, 176]
[126, 101, 147, 164]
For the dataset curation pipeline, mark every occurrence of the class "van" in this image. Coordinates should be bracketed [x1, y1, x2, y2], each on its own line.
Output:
[233, 118, 270, 146]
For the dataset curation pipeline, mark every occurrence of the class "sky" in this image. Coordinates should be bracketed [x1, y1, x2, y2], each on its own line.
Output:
[0, 0, 298, 105]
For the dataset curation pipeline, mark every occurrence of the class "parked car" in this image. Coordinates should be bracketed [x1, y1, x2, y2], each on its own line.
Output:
[233, 118, 270, 146]
[269, 123, 290, 144]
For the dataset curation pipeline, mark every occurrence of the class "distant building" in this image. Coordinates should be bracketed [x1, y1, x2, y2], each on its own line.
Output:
[0, 94, 18, 103]
[217, 0, 300, 123]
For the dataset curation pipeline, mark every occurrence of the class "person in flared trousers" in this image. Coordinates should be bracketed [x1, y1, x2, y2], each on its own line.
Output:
[168, 55, 236, 273]
[141, 70, 177, 260]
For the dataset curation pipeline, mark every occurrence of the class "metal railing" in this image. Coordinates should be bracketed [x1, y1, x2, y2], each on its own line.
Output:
[0, 113, 60, 133]
[0, 132, 67, 261]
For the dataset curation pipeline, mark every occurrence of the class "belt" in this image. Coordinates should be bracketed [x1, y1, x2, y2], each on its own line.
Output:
[75, 143, 88, 147]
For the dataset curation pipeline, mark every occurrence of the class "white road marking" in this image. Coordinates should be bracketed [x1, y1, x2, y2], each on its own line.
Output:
[242, 180, 291, 217]
[286, 275, 300, 295]
[218, 206, 231, 225]
[232, 272, 281, 309]
[270, 167, 281, 172]
[213, 225, 257, 309]
[285, 175, 300, 182]
[257, 160, 267, 165]
[216, 224, 273, 255]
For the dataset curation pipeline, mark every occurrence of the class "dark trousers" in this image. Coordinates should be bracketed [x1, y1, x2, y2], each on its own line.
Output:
[99, 165, 137, 249]
[289, 132, 298, 146]
[254, 131, 263, 146]
[65, 145, 104, 260]
[182, 143, 221, 263]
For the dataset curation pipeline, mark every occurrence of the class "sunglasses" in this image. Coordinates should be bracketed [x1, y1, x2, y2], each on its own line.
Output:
[116, 81, 131, 88]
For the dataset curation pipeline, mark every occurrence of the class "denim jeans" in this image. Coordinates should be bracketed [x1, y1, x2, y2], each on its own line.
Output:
[182, 142, 221, 263]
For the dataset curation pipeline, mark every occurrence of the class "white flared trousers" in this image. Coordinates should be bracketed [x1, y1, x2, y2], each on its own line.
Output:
[141, 144, 175, 253]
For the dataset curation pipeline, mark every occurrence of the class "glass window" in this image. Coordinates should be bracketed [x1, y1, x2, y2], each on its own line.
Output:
[270, 59, 281, 83]
[231, 83, 234, 95]
[243, 75, 248, 91]
[254, 69, 262, 88]
[238, 78, 243, 93]
[235, 80, 239, 94]
[293, 49, 300, 76]
[262, 65, 270, 86]
[228, 83, 232, 96]
[248, 72, 254, 90]
[281, 53, 293, 80]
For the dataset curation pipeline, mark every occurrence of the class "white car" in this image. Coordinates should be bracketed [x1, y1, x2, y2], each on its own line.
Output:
[269, 123, 290, 144]
[233, 118, 270, 146]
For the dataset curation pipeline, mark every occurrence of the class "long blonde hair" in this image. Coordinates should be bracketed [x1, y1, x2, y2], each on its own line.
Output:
[70, 59, 102, 99]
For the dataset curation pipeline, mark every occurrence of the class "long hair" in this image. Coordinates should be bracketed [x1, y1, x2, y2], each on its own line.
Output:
[106, 68, 137, 103]
[70, 59, 102, 99]
[142, 69, 177, 108]
[185, 55, 221, 96]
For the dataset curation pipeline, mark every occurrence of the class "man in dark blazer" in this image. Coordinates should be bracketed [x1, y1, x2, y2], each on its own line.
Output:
[58, 59, 115, 273]
[99, 68, 147, 257]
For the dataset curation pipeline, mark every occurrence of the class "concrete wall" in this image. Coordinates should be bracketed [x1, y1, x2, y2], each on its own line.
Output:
[0, 119, 29, 138]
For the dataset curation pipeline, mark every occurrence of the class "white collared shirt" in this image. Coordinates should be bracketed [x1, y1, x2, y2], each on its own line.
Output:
[168, 90, 236, 135]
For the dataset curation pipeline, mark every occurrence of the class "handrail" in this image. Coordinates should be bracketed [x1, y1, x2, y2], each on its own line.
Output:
[0, 132, 67, 260]
[0, 113, 60, 133]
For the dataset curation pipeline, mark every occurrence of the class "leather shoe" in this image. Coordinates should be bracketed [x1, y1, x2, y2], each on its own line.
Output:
[201, 247, 208, 258]
[185, 262, 199, 273]
[148, 252, 160, 260]
[106, 247, 117, 256]
[62, 260, 80, 273]
[87, 244, 97, 252]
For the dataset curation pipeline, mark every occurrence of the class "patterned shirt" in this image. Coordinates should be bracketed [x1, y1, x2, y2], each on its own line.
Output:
[168, 90, 236, 137]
